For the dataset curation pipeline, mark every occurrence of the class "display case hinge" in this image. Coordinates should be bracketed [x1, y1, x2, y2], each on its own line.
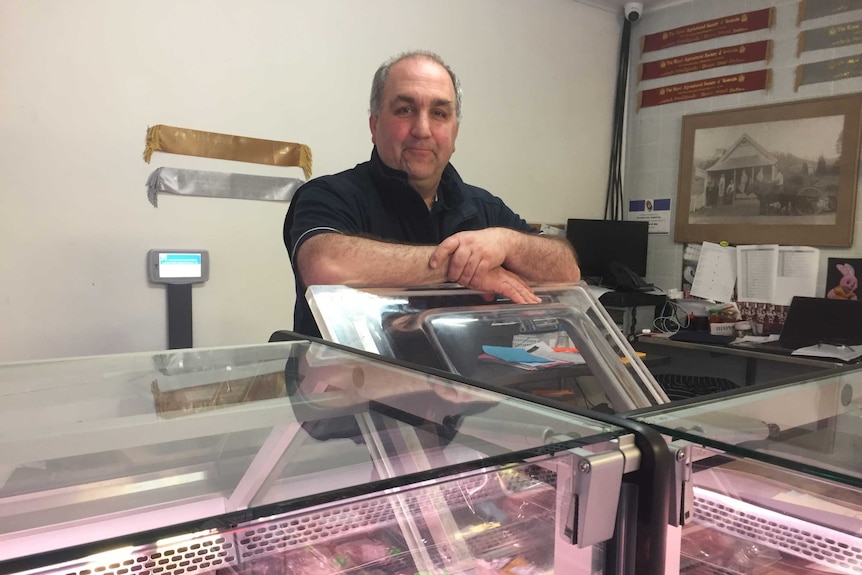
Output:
[562, 446, 625, 548]
[668, 440, 694, 527]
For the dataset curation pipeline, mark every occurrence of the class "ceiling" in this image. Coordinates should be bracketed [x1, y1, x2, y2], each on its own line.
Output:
[574, 0, 684, 16]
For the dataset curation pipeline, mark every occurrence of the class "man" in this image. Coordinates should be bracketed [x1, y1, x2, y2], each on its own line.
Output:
[772, 168, 787, 213]
[284, 50, 580, 337]
[773, 168, 784, 190]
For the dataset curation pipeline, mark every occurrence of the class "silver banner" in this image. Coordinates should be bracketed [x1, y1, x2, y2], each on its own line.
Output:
[146, 167, 304, 207]
[798, 20, 862, 54]
[798, 0, 862, 24]
[796, 53, 862, 89]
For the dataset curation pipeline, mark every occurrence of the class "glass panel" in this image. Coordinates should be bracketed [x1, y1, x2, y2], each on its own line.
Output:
[10, 455, 607, 575]
[307, 283, 668, 413]
[639, 365, 862, 486]
[679, 446, 862, 574]
[231, 457, 585, 575]
[0, 341, 621, 565]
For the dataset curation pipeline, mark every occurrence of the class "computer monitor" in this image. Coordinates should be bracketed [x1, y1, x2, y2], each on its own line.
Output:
[565, 218, 649, 284]
[779, 296, 862, 349]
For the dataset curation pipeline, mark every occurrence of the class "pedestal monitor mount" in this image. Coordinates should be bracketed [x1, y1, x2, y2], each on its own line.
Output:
[147, 250, 209, 349]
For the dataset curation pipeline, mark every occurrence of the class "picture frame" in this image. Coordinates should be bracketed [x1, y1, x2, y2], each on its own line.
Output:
[674, 94, 862, 246]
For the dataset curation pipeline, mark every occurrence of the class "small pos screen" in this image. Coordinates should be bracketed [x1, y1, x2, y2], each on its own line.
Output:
[147, 250, 209, 285]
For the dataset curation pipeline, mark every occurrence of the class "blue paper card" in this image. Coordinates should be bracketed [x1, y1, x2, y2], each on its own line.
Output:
[482, 345, 552, 364]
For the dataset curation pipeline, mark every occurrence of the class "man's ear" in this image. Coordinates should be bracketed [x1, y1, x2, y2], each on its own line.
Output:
[369, 115, 378, 145]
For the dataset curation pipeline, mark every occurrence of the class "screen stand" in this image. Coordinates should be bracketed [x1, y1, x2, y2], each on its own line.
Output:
[167, 283, 193, 349]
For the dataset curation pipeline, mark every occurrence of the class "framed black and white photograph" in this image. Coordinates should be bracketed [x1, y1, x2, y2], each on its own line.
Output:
[675, 94, 862, 246]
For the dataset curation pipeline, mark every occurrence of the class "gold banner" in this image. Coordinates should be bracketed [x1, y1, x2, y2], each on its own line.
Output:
[144, 125, 312, 179]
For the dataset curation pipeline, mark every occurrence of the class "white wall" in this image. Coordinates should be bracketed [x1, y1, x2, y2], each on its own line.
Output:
[627, 0, 862, 292]
[0, 0, 621, 362]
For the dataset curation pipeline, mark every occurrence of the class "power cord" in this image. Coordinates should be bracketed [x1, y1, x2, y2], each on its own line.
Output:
[653, 297, 691, 334]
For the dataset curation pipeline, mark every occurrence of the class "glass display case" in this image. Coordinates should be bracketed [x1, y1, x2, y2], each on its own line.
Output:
[304, 283, 668, 413]
[301, 283, 862, 573]
[0, 339, 668, 575]
[635, 364, 862, 574]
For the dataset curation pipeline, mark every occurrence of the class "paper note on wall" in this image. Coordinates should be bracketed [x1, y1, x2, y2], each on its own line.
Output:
[628, 198, 671, 234]
[737, 245, 779, 303]
[690, 242, 737, 302]
[775, 247, 819, 305]
[737, 245, 819, 305]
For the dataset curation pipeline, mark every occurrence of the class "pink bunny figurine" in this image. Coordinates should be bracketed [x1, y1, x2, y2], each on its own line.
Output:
[828, 263, 858, 301]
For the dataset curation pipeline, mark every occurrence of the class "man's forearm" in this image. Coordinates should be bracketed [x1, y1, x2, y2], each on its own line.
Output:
[296, 233, 448, 287]
[504, 232, 581, 282]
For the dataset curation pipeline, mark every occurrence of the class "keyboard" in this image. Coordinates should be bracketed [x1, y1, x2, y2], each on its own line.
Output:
[669, 331, 736, 345]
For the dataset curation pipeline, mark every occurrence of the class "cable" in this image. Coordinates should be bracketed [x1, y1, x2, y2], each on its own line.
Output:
[653, 297, 691, 334]
[604, 16, 632, 221]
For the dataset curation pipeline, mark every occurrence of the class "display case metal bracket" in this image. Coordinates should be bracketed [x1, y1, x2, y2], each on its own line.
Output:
[563, 444, 626, 548]
[668, 440, 694, 527]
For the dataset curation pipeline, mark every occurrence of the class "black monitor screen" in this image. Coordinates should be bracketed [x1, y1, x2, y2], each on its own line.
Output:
[565, 218, 649, 281]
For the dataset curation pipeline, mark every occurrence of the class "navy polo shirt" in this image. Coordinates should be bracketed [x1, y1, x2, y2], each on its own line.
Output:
[283, 148, 536, 337]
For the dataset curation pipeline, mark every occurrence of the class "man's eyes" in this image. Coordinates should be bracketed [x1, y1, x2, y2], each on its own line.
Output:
[392, 107, 450, 119]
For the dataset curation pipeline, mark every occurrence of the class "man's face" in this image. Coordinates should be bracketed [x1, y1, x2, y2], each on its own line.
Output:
[370, 57, 459, 197]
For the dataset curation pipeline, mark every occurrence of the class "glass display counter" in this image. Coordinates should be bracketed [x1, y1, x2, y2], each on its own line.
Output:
[303, 283, 862, 573]
[305, 283, 668, 413]
[0, 339, 668, 575]
[635, 364, 862, 574]
[635, 333, 839, 390]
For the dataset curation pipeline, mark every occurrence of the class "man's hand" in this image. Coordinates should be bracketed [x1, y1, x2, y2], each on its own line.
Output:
[429, 229, 539, 303]
[429, 228, 512, 285]
[432, 227, 580, 286]
[471, 266, 541, 304]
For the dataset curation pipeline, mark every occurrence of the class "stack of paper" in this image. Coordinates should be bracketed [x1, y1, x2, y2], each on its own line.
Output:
[690, 242, 819, 305]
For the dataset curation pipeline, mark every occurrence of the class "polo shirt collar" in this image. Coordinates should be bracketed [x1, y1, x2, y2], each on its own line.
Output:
[369, 147, 465, 208]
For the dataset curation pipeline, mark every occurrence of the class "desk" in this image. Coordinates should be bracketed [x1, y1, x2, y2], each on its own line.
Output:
[635, 333, 842, 387]
[595, 289, 666, 339]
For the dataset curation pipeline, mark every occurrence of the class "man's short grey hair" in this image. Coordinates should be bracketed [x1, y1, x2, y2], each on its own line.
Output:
[369, 50, 462, 122]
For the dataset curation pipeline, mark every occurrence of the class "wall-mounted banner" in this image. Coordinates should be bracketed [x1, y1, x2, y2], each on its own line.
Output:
[798, 20, 862, 55]
[144, 125, 312, 179]
[638, 69, 771, 109]
[641, 8, 774, 53]
[798, 0, 862, 24]
[146, 167, 304, 208]
[639, 40, 772, 81]
[795, 53, 862, 90]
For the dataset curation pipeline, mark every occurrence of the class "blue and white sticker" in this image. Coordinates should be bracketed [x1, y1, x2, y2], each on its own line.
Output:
[628, 198, 671, 233]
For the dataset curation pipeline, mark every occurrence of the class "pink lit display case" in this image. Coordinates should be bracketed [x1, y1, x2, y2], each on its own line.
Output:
[304, 283, 862, 574]
[636, 364, 862, 574]
[0, 339, 668, 575]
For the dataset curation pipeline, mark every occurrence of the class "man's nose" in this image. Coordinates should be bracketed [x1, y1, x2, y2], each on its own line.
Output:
[410, 112, 432, 137]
